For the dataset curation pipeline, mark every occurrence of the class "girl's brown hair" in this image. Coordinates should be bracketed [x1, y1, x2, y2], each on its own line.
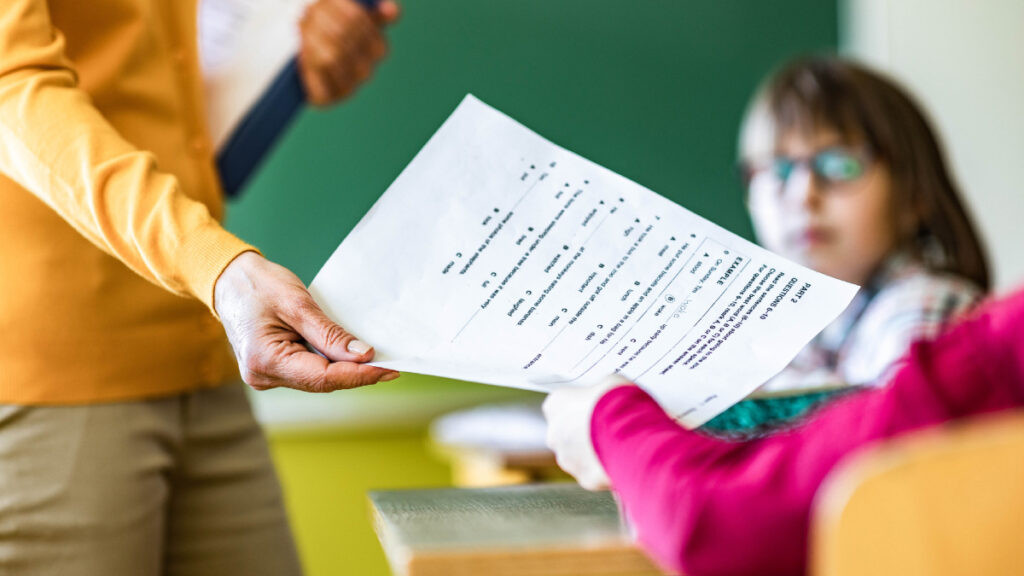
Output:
[740, 56, 991, 291]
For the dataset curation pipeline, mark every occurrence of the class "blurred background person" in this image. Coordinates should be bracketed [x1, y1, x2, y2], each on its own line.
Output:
[707, 56, 990, 434]
[543, 54, 1004, 575]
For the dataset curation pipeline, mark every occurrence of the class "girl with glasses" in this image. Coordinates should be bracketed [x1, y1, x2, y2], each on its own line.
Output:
[543, 56, 1003, 575]
[697, 55, 991, 433]
[733, 56, 990, 402]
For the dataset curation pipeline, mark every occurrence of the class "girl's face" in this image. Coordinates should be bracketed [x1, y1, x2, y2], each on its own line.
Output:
[746, 128, 900, 286]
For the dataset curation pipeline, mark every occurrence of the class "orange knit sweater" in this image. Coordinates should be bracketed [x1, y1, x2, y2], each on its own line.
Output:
[0, 0, 255, 403]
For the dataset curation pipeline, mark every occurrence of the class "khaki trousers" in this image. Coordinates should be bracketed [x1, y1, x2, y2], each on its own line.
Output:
[0, 382, 302, 576]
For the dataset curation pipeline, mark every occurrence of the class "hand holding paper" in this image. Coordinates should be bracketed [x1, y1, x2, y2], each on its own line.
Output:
[215, 252, 399, 393]
[543, 375, 634, 490]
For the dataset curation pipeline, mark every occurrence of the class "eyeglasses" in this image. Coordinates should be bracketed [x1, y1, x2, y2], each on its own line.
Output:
[741, 147, 873, 199]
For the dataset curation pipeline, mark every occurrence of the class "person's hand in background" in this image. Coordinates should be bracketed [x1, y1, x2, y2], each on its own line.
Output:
[214, 251, 399, 392]
[298, 0, 400, 106]
[543, 375, 635, 490]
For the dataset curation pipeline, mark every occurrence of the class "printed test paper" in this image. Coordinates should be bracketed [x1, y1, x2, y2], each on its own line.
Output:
[310, 95, 858, 428]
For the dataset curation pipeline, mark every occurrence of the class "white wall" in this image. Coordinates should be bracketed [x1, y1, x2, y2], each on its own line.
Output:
[841, 0, 1024, 291]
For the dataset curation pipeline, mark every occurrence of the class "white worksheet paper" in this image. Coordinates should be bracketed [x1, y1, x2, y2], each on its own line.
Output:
[199, 0, 308, 149]
[310, 95, 859, 428]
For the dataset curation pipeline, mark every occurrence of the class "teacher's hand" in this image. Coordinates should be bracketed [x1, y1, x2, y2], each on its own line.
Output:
[298, 0, 400, 106]
[214, 251, 399, 392]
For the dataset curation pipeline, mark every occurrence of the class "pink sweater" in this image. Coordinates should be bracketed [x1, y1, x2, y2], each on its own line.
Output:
[591, 287, 1024, 576]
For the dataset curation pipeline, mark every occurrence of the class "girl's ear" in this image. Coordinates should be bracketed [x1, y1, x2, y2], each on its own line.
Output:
[891, 172, 925, 241]
[898, 200, 923, 239]
[901, 195, 943, 266]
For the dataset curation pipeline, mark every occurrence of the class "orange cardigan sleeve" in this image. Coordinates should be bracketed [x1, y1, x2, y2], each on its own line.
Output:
[0, 0, 254, 310]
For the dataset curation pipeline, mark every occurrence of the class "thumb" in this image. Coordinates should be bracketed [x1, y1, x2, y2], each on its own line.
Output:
[598, 373, 634, 390]
[286, 295, 375, 363]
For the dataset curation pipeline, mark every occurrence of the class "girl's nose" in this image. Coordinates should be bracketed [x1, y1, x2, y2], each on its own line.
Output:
[783, 165, 823, 209]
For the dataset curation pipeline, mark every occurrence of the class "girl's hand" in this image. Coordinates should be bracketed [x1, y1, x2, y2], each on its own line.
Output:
[542, 375, 634, 490]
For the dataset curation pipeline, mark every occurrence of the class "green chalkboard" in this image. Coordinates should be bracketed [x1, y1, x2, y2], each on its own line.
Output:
[225, 0, 837, 284]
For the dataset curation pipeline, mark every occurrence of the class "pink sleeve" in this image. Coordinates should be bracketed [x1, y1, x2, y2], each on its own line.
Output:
[592, 288, 1024, 576]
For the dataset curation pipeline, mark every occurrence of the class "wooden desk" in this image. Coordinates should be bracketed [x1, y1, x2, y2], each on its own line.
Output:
[369, 483, 671, 576]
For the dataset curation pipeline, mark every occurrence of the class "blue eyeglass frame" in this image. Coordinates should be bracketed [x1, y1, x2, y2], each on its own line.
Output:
[740, 146, 874, 190]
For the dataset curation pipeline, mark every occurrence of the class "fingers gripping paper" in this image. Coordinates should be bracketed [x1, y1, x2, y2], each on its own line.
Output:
[310, 95, 858, 428]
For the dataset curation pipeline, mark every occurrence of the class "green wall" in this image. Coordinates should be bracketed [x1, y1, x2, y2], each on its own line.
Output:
[225, 2, 837, 575]
[226, 0, 838, 282]
[268, 429, 453, 576]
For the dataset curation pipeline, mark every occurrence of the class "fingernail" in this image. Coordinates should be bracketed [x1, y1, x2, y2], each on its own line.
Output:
[380, 372, 400, 382]
[347, 339, 371, 355]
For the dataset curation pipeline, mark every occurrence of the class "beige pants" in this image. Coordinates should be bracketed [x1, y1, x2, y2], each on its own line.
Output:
[0, 383, 302, 576]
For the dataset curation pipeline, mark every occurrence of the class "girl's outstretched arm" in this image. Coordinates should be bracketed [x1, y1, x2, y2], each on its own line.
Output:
[593, 288, 1024, 575]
